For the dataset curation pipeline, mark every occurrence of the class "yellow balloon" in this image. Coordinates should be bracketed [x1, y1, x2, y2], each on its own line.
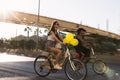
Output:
[70, 39, 79, 46]
[66, 33, 74, 39]
[63, 38, 70, 44]
[65, 33, 74, 43]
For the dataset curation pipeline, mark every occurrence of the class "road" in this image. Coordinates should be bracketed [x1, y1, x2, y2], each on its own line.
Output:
[0, 53, 120, 80]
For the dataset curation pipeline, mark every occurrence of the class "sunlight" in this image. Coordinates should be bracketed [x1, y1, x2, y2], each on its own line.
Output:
[0, 0, 22, 18]
[0, 1, 9, 11]
[0, 22, 21, 39]
[0, 8, 11, 18]
[0, 1, 13, 19]
[0, 0, 18, 10]
[0, 53, 34, 62]
[105, 67, 120, 79]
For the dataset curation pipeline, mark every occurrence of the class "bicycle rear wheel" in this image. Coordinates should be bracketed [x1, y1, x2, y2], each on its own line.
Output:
[92, 60, 107, 75]
[64, 58, 87, 80]
[34, 55, 52, 77]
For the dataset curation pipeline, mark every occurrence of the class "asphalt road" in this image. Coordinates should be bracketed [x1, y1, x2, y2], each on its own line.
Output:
[0, 53, 120, 80]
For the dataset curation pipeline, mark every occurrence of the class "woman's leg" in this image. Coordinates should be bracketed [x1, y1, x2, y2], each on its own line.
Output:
[50, 47, 62, 69]
[50, 47, 62, 64]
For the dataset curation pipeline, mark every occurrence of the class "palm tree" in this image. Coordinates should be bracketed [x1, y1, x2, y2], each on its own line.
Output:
[44, 28, 49, 33]
[34, 28, 42, 36]
[24, 26, 32, 40]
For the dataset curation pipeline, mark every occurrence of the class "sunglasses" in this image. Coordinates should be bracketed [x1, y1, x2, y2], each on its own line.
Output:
[55, 23, 59, 26]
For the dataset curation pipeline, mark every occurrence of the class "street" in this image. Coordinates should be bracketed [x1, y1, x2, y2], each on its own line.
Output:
[0, 53, 120, 80]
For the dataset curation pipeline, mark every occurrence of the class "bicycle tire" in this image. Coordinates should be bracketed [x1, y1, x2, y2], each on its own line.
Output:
[64, 58, 87, 80]
[34, 55, 52, 77]
[92, 60, 107, 75]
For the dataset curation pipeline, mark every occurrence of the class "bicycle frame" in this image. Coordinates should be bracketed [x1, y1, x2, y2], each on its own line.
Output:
[47, 44, 76, 70]
[76, 47, 98, 63]
[43, 46, 71, 67]
[89, 47, 107, 75]
[89, 47, 98, 61]
[64, 46, 77, 71]
[55, 47, 70, 67]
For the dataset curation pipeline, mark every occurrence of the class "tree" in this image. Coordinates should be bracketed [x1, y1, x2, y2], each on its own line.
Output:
[24, 26, 32, 40]
[10, 40, 18, 49]
[18, 40, 26, 50]
[34, 28, 42, 36]
[26, 40, 36, 50]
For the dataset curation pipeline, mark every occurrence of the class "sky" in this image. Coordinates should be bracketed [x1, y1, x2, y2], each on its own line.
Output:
[0, 0, 120, 39]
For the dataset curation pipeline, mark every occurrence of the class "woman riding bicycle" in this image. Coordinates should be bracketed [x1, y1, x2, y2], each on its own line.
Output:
[46, 20, 63, 70]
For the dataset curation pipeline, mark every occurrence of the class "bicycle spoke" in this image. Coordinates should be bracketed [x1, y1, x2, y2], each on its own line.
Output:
[34, 55, 52, 77]
[65, 59, 87, 80]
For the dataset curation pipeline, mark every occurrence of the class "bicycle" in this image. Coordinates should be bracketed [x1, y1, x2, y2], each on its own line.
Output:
[76, 47, 107, 75]
[34, 44, 87, 80]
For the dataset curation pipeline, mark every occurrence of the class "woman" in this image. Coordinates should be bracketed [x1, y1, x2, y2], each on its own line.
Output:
[46, 20, 63, 69]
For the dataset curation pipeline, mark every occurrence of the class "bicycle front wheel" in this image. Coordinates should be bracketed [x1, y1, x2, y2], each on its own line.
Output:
[34, 55, 52, 77]
[92, 60, 107, 75]
[64, 58, 87, 80]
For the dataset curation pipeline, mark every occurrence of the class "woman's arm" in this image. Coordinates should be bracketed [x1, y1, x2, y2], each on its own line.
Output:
[50, 31, 62, 43]
[58, 33, 63, 42]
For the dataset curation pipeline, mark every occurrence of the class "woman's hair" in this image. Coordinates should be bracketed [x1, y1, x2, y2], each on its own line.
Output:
[48, 20, 59, 34]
